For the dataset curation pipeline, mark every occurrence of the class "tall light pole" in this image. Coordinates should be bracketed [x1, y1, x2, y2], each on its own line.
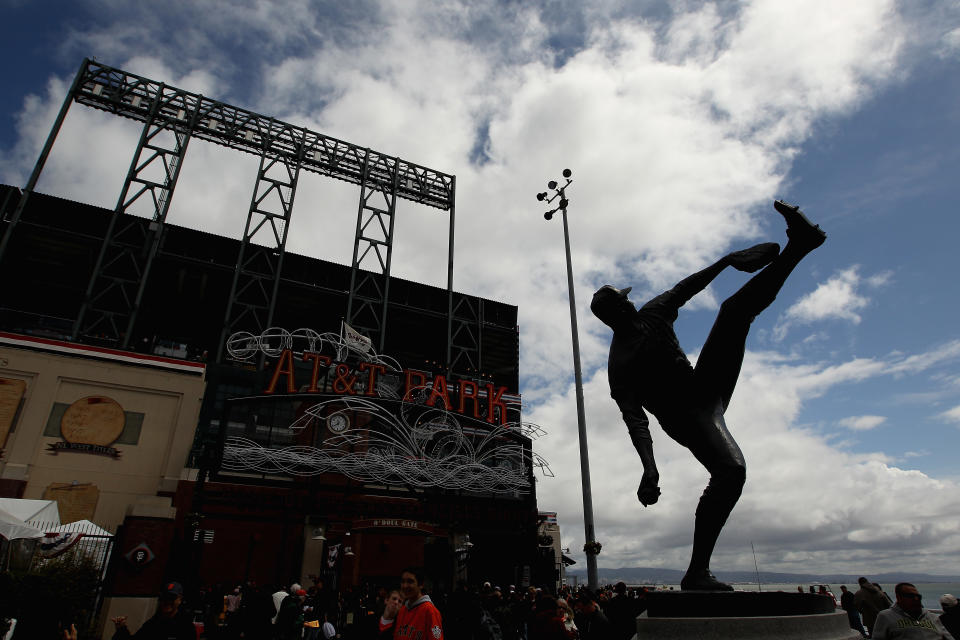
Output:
[537, 169, 599, 590]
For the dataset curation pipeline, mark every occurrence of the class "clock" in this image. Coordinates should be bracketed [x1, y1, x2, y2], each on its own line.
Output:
[327, 413, 349, 433]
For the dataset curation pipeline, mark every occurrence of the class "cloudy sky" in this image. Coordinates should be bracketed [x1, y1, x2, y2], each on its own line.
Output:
[3, 0, 960, 578]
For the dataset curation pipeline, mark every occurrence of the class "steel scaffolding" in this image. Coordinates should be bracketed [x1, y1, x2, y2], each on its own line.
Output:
[0, 59, 482, 375]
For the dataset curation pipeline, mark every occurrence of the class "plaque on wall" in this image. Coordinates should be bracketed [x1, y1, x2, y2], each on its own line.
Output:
[0, 377, 26, 449]
[46, 396, 126, 457]
[61, 396, 125, 446]
[43, 483, 100, 524]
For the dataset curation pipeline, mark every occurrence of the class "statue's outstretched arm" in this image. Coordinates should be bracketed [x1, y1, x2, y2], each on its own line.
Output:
[644, 243, 779, 313]
[652, 259, 729, 312]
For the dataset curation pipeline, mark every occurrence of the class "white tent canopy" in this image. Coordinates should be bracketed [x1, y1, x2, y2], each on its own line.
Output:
[0, 498, 60, 525]
[0, 507, 44, 541]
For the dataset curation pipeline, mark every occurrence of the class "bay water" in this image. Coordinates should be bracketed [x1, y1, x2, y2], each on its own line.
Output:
[656, 582, 960, 611]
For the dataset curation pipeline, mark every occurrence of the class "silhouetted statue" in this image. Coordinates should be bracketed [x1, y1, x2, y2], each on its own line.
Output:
[591, 200, 826, 591]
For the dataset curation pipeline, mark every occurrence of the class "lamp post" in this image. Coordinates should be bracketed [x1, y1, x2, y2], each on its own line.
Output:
[536, 169, 598, 590]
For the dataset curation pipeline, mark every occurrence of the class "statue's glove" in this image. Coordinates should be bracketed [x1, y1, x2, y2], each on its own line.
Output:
[726, 243, 780, 273]
[638, 469, 661, 506]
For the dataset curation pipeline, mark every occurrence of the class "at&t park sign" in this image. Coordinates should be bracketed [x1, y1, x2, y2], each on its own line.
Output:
[228, 326, 514, 426]
[221, 327, 552, 493]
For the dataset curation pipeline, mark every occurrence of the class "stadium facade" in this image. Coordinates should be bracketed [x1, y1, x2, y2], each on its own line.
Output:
[0, 59, 558, 630]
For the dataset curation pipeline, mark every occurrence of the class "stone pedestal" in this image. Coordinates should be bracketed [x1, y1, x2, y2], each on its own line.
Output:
[635, 591, 861, 640]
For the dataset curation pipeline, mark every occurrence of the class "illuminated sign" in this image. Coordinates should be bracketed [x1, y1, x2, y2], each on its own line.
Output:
[263, 349, 511, 425]
[220, 327, 552, 493]
[228, 327, 516, 426]
[352, 519, 436, 534]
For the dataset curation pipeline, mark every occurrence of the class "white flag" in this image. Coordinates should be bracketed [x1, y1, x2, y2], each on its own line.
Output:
[342, 322, 372, 354]
[327, 542, 341, 568]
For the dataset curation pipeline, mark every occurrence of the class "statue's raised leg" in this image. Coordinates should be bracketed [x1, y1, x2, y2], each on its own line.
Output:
[680, 201, 825, 590]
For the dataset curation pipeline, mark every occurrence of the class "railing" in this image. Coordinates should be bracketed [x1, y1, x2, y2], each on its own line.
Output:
[28, 520, 115, 632]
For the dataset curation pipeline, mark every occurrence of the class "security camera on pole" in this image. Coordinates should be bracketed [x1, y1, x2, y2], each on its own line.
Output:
[536, 169, 599, 590]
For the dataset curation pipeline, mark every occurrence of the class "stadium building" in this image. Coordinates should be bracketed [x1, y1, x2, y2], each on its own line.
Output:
[0, 60, 551, 627]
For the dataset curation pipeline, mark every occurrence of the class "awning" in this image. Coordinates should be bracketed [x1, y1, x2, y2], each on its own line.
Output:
[0, 498, 60, 525]
[0, 507, 44, 541]
[561, 554, 577, 566]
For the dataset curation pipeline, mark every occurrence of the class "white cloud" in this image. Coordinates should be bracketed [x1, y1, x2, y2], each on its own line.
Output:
[537, 344, 960, 574]
[838, 415, 887, 431]
[940, 26, 960, 57]
[4, 0, 959, 576]
[887, 340, 960, 376]
[866, 270, 894, 288]
[939, 405, 960, 424]
[773, 266, 891, 341]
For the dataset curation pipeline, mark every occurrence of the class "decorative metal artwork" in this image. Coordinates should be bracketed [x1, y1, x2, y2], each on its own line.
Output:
[221, 329, 552, 492]
[226, 327, 401, 370]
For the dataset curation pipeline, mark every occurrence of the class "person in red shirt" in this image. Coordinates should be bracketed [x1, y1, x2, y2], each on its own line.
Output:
[395, 568, 443, 640]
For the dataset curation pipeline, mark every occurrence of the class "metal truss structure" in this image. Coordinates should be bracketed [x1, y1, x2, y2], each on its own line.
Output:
[0, 59, 482, 376]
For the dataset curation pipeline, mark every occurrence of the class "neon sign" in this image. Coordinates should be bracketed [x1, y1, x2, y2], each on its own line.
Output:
[220, 327, 552, 492]
[229, 327, 514, 426]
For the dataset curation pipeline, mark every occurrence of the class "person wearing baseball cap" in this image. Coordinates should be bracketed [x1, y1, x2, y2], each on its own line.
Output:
[941, 594, 960, 639]
[111, 581, 196, 639]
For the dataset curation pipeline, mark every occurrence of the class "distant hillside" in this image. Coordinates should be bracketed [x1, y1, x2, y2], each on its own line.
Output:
[565, 567, 960, 585]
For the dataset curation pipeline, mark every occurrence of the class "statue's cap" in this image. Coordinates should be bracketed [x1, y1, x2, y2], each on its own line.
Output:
[594, 284, 631, 298]
[591, 285, 632, 326]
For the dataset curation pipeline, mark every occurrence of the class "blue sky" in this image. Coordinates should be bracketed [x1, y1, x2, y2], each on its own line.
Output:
[2, 0, 959, 577]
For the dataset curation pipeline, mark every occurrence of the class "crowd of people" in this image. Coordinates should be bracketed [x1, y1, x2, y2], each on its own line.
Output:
[832, 577, 959, 639]
[102, 573, 960, 640]
[105, 574, 654, 640]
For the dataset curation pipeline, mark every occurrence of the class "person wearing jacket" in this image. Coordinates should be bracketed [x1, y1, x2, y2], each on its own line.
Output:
[111, 581, 196, 640]
[376, 590, 402, 640]
[871, 582, 954, 639]
[527, 596, 573, 640]
[939, 595, 960, 640]
[395, 568, 443, 640]
[840, 585, 869, 638]
[573, 589, 611, 640]
[275, 588, 305, 640]
[856, 577, 895, 635]
[603, 582, 638, 640]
